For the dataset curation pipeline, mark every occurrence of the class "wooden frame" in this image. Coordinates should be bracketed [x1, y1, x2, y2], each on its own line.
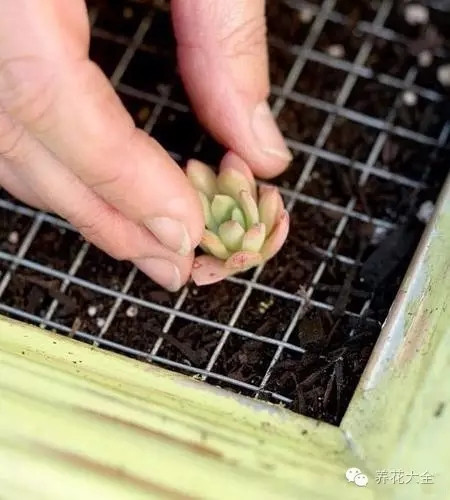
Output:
[1, 175, 449, 499]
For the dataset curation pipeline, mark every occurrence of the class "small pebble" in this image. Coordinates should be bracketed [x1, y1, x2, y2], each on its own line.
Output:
[371, 226, 388, 245]
[96, 318, 106, 329]
[402, 90, 418, 106]
[404, 4, 429, 26]
[126, 305, 138, 318]
[123, 7, 134, 19]
[326, 44, 345, 59]
[137, 106, 151, 123]
[7, 231, 19, 245]
[417, 50, 433, 68]
[298, 7, 314, 24]
[437, 64, 450, 87]
[417, 200, 435, 224]
[87, 305, 97, 317]
[258, 298, 274, 314]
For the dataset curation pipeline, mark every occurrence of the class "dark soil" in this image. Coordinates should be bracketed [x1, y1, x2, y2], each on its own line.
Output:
[1, 0, 450, 425]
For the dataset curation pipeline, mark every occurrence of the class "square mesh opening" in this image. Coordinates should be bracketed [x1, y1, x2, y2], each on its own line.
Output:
[1, 0, 449, 425]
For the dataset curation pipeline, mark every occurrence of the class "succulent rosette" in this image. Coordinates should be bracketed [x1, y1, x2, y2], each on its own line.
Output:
[186, 154, 289, 286]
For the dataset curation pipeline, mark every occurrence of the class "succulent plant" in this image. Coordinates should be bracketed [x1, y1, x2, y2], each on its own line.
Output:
[186, 155, 289, 286]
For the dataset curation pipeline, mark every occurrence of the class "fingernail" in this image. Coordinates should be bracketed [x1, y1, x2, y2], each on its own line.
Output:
[251, 101, 292, 161]
[134, 257, 182, 292]
[145, 217, 191, 256]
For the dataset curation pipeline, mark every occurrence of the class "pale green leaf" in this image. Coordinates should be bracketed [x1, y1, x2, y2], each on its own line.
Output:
[198, 191, 216, 231]
[231, 207, 246, 229]
[218, 221, 245, 252]
[242, 223, 266, 253]
[200, 230, 230, 260]
[239, 190, 259, 227]
[211, 195, 237, 225]
[217, 168, 253, 201]
[186, 160, 218, 199]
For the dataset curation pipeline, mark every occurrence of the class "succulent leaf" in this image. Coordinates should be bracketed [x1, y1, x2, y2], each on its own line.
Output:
[186, 159, 218, 199]
[220, 153, 257, 199]
[258, 186, 283, 235]
[242, 223, 266, 253]
[225, 251, 263, 270]
[201, 230, 230, 260]
[211, 195, 237, 225]
[191, 255, 234, 286]
[261, 210, 289, 261]
[231, 207, 246, 229]
[197, 191, 216, 231]
[217, 168, 253, 201]
[239, 190, 259, 227]
[218, 221, 245, 251]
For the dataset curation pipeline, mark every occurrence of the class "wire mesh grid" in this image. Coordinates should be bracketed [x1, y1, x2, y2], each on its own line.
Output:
[0, 0, 449, 424]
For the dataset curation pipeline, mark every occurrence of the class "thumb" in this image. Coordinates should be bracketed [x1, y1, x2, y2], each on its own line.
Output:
[172, 0, 292, 179]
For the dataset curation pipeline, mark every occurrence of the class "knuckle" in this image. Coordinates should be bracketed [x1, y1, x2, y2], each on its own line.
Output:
[86, 163, 137, 201]
[77, 216, 131, 261]
[219, 16, 267, 58]
[77, 220, 103, 249]
[83, 127, 139, 200]
[0, 56, 57, 131]
[86, 169, 124, 194]
[104, 241, 131, 261]
[0, 108, 26, 158]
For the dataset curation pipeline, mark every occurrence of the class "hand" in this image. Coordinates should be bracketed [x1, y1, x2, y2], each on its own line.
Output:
[0, 0, 291, 291]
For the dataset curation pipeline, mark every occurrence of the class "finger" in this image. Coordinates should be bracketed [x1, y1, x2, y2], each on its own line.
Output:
[0, 157, 49, 210]
[1, 117, 192, 291]
[172, 0, 292, 179]
[0, 0, 203, 256]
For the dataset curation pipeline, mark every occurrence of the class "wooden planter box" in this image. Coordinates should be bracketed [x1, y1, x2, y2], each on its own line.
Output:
[1, 174, 448, 499]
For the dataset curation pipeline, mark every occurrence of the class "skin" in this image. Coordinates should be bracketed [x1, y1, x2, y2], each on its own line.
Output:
[0, 0, 291, 292]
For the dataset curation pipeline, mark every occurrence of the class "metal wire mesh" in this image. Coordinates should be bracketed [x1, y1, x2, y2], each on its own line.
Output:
[1, 0, 449, 424]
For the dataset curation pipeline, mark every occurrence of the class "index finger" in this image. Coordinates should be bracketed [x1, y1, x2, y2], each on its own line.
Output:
[172, 0, 292, 178]
[0, 0, 204, 256]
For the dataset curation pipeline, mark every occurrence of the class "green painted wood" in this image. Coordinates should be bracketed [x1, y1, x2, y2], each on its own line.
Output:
[0, 317, 374, 500]
[342, 176, 450, 499]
